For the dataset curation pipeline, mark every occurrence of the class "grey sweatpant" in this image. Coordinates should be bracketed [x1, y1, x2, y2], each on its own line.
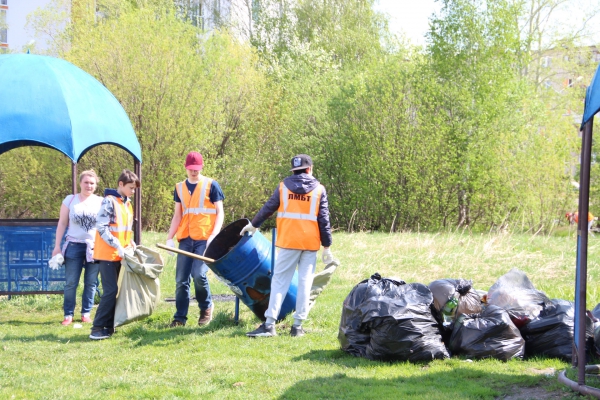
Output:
[265, 248, 316, 325]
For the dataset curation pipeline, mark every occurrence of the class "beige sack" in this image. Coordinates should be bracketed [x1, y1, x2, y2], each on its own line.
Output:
[308, 260, 339, 310]
[114, 246, 164, 328]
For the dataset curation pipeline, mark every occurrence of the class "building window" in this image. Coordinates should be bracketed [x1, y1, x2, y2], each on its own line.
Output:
[0, 9, 7, 44]
[541, 56, 551, 68]
[178, 0, 204, 30]
[252, 0, 260, 23]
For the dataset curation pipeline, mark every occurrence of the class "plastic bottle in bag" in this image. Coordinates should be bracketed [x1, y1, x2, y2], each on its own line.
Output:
[442, 296, 459, 325]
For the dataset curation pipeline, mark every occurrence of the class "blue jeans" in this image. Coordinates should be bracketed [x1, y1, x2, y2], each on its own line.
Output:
[63, 242, 99, 317]
[173, 237, 212, 323]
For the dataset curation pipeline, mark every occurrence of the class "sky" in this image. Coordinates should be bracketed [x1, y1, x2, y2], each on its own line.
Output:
[373, 0, 600, 47]
[373, 0, 442, 46]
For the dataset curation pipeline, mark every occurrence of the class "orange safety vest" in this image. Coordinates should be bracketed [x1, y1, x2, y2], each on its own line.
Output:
[574, 212, 594, 223]
[276, 182, 323, 251]
[175, 178, 217, 241]
[93, 196, 133, 262]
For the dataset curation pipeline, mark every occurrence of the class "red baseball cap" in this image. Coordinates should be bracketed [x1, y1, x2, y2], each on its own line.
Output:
[185, 152, 204, 170]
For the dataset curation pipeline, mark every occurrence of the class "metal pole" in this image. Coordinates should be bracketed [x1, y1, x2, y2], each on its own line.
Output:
[134, 158, 142, 245]
[575, 118, 593, 385]
[234, 296, 240, 325]
[71, 162, 77, 194]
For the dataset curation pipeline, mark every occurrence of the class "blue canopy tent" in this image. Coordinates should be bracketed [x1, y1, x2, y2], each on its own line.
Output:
[0, 54, 142, 295]
[558, 62, 600, 397]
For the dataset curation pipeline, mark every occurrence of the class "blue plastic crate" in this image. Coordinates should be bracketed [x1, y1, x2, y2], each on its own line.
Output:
[0, 220, 66, 294]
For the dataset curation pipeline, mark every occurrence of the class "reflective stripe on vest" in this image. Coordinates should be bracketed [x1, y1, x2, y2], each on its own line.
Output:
[276, 183, 323, 251]
[277, 186, 320, 221]
[177, 179, 217, 216]
[175, 178, 217, 241]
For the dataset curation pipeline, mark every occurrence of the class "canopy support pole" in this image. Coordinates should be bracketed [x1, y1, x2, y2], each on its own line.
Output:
[575, 117, 593, 385]
[134, 158, 142, 245]
[71, 162, 77, 195]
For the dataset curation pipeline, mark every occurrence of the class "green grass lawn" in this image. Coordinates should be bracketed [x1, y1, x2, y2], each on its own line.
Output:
[1, 229, 598, 399]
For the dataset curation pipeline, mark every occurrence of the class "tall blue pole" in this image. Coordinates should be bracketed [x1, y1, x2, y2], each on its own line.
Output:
[575, 117, 593, 384]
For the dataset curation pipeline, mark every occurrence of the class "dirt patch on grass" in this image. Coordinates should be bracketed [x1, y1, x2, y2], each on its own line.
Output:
[497, 384, 570, 399]
[497, 369, 577, 399]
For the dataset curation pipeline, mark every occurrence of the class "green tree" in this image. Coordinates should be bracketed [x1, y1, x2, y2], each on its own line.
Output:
[428, 0, 543, 229]
[15, 1, 282, 230]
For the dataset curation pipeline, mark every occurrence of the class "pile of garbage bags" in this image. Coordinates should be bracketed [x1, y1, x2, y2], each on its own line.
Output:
[338, 273, 449, 362]
[339, 269, 595, 362]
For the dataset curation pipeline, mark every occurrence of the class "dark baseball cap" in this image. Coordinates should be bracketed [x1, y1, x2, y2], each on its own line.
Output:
[290, 154, 313, 171]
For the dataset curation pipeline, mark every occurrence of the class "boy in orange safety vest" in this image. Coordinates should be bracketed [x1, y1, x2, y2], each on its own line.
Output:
[89, 169, 139, 340]
[165, 151, 225, 327]
[242, 154, 334, 338]
[566, 211, 595, 232]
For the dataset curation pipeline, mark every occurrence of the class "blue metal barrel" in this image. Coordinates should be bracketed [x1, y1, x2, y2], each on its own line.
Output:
[204, 218, 298, 321]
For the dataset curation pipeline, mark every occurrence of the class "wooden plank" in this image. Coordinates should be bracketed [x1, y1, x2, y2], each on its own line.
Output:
[155, 243, 215, 263]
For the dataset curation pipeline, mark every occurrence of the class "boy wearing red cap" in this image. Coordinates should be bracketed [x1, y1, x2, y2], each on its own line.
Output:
[566, 211, 595, 232]
[166, 152, 225, 327]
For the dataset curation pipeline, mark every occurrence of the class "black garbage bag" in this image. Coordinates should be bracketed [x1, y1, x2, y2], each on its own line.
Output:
[339, 273, 449, 362]
[487, 269, 552, 328]
[521, 299, 594, 361]
[338, 273, 405, 357]
[363, 283, 450, 362]
[448, 305, 525, 361]
[591, 303, 600, 356]
[428, 278, 482, 329]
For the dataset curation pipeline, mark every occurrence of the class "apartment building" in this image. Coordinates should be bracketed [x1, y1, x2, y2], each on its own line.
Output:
[0, 0, 6, 52]
[177, 0, 258, 39]
[0, 0, 52, 53]
[538, 46, 600, 93]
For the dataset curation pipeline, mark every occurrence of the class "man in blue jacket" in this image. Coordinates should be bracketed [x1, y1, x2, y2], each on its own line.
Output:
[241, 154, 334, 337]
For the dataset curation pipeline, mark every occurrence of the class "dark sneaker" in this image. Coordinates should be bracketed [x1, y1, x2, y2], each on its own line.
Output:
[169, 320, 185, 328]
[290, 325, 305, 337]
[246, 323, 276, 337]
[198, 306, 213, 326]
[89, 328, 112, 340]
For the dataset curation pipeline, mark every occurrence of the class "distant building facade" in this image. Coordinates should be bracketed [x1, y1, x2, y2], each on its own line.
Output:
[538, 46, 600, 96]
[1, 0, 52, 53]
[177, 0, 258, 39]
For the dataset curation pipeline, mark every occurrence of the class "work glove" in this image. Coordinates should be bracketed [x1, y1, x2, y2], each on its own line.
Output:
[117, 245, 125, 258]
[48, 254, 64, 270]
[239, 222, 258, 236]
[322, 248, 334, 264]
[166, 239, 176, 256]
